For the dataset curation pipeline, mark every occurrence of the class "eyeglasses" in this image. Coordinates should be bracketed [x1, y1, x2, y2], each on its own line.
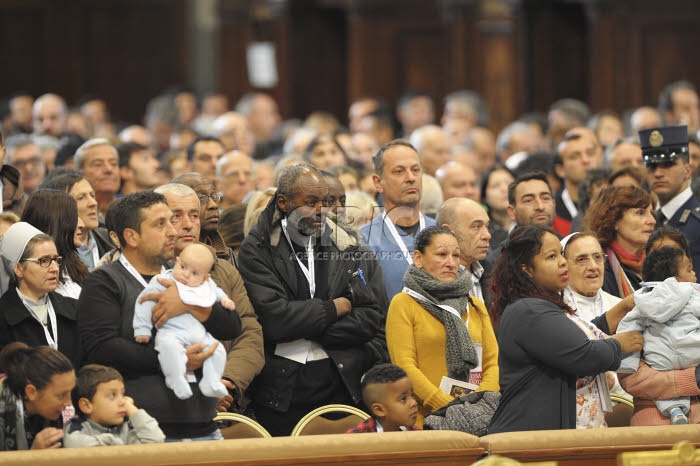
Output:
[21, 256, 63, 268]
[571, 253, 607, 267]
[198, 193, 223, 204]
[12, 157, 43, 169]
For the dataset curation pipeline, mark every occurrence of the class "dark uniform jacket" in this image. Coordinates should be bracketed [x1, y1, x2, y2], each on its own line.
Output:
[665, 194, 700, 274]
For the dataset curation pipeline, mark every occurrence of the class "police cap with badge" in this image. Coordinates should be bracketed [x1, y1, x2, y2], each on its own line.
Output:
[639, 125, 689, 167]
[640, 124, 699, 225]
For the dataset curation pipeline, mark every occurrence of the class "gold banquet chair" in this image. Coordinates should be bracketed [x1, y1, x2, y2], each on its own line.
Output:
[471, 455, 557, 466]
[605, 394, 634, 427]
[290, 404, 370, 436]
[214, 412, 272, 439]
[618, 440, 700, 466]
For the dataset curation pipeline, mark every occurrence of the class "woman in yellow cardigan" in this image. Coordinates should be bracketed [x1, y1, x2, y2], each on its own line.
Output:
[386, 225, 499, 427]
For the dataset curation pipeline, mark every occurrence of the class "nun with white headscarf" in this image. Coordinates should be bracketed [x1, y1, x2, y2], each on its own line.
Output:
[0, 222, 81, 369]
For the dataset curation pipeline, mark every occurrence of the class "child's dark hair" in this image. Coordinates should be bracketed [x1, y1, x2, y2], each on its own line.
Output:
[72, 364, 123, 417]
[643, 246, 685, 282]
[361, 363, 408, 389]
[0, 342, 73, 399]
[645, 225, 691, 257]
[361, 364, 409, 409]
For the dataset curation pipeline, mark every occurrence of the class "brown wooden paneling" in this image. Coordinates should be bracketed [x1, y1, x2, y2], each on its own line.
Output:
[0, 0, 186, 123]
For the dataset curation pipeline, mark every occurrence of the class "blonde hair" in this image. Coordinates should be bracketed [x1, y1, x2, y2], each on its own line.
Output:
[244, 187, 277, 236]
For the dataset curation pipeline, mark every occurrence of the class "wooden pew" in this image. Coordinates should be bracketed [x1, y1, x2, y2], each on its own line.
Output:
[0, 430, 484, 466]
[480, 425, 700, 466]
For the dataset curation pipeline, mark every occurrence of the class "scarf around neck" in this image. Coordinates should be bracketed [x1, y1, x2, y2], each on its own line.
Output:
[609, 240, 645, 272]
[402, 265, 478, 382]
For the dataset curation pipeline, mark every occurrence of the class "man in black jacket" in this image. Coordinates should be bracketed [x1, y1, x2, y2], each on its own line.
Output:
[238, 163, 389, 436]
[78, 190, 241, 441]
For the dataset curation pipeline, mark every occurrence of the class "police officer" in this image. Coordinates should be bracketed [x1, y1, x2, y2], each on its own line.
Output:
[642, 125, 700, 272]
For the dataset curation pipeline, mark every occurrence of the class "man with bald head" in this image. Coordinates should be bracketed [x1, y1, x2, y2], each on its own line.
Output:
[172, 172, 236, 264]
[434, 161, 480, 202]
[216, 150, 255, 209]
[155, 183, 264, 414]
[629, 106, 662, 135]
[33, 93, 67, 137]
[605, 138, 643, 172]
[436, 198, 491, 302]
[119, 125, 153, 147]
[212, 111, 256, 155]
[409, 125, 451, 176]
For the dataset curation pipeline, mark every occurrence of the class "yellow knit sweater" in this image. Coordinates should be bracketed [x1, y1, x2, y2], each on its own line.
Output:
[386, 292, 500, 426]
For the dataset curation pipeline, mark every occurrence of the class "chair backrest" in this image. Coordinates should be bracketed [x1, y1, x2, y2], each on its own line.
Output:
[214, 412, 272, 438]
[605, 394, 634, 427]
[291, 404, 370, 436]
[618, 440, 700, 466]
[471, 455, 558, 465]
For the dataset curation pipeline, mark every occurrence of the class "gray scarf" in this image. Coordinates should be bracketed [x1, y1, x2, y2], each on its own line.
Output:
[402, 265, 479, 382]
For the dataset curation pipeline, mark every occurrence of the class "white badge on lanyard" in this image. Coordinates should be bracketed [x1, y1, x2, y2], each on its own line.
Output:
[402, 287, 465, 325]
[281, 218, 315, 298]
[382, 212, 426, 265]
[21, 297, 58, 350]
[119, 254, 166, 288]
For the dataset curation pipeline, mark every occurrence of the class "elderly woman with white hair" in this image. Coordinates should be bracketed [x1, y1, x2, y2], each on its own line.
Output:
[561, 231, 634, 426]
[0, 222, 81, 369]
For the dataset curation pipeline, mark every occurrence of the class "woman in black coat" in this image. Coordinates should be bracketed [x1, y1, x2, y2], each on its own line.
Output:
[0, 222, 80, 369]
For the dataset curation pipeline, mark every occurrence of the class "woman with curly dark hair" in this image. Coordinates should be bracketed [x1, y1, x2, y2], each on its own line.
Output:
[487, 224, 642, 433]
[584, 185, 656, 298]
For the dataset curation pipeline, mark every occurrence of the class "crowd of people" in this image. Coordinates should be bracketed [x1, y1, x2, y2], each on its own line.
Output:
[0, 80, 699, 450]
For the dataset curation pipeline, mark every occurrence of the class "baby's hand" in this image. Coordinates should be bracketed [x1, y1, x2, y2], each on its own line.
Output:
[135, 335, 151, 344]
[124, 396, 138, 417]
[220, 296, 236, 311]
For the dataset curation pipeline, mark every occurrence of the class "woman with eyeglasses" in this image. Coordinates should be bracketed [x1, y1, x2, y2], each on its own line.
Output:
[584, 185, 656, 298]
[20, 189, 89, 299]
[561, 232, 635, 427]
[0, 222, 81, 370]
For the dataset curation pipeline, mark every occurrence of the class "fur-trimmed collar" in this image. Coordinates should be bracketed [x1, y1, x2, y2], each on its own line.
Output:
[267, 206, 359, 251]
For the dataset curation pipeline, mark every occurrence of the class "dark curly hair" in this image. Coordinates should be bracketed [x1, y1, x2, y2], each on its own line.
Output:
[583, 185, 655, 248]
[489, 224, 573, 327]
[645, 225, 691, 257]
[642, 246, 685, 282]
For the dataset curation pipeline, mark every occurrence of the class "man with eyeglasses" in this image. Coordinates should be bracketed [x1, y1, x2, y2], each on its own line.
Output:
[643, 125, 700, 273]
[172, 172, 236, 265]
[5, 134, 45, 194]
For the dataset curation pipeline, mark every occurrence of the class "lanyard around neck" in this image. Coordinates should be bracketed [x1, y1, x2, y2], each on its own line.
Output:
[281, 218, 315, 298]
[402, 286, 468, 330]
[119, 254, 165, 288]
[382, 211, 425, 265]
[19, 293, 58, 350]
